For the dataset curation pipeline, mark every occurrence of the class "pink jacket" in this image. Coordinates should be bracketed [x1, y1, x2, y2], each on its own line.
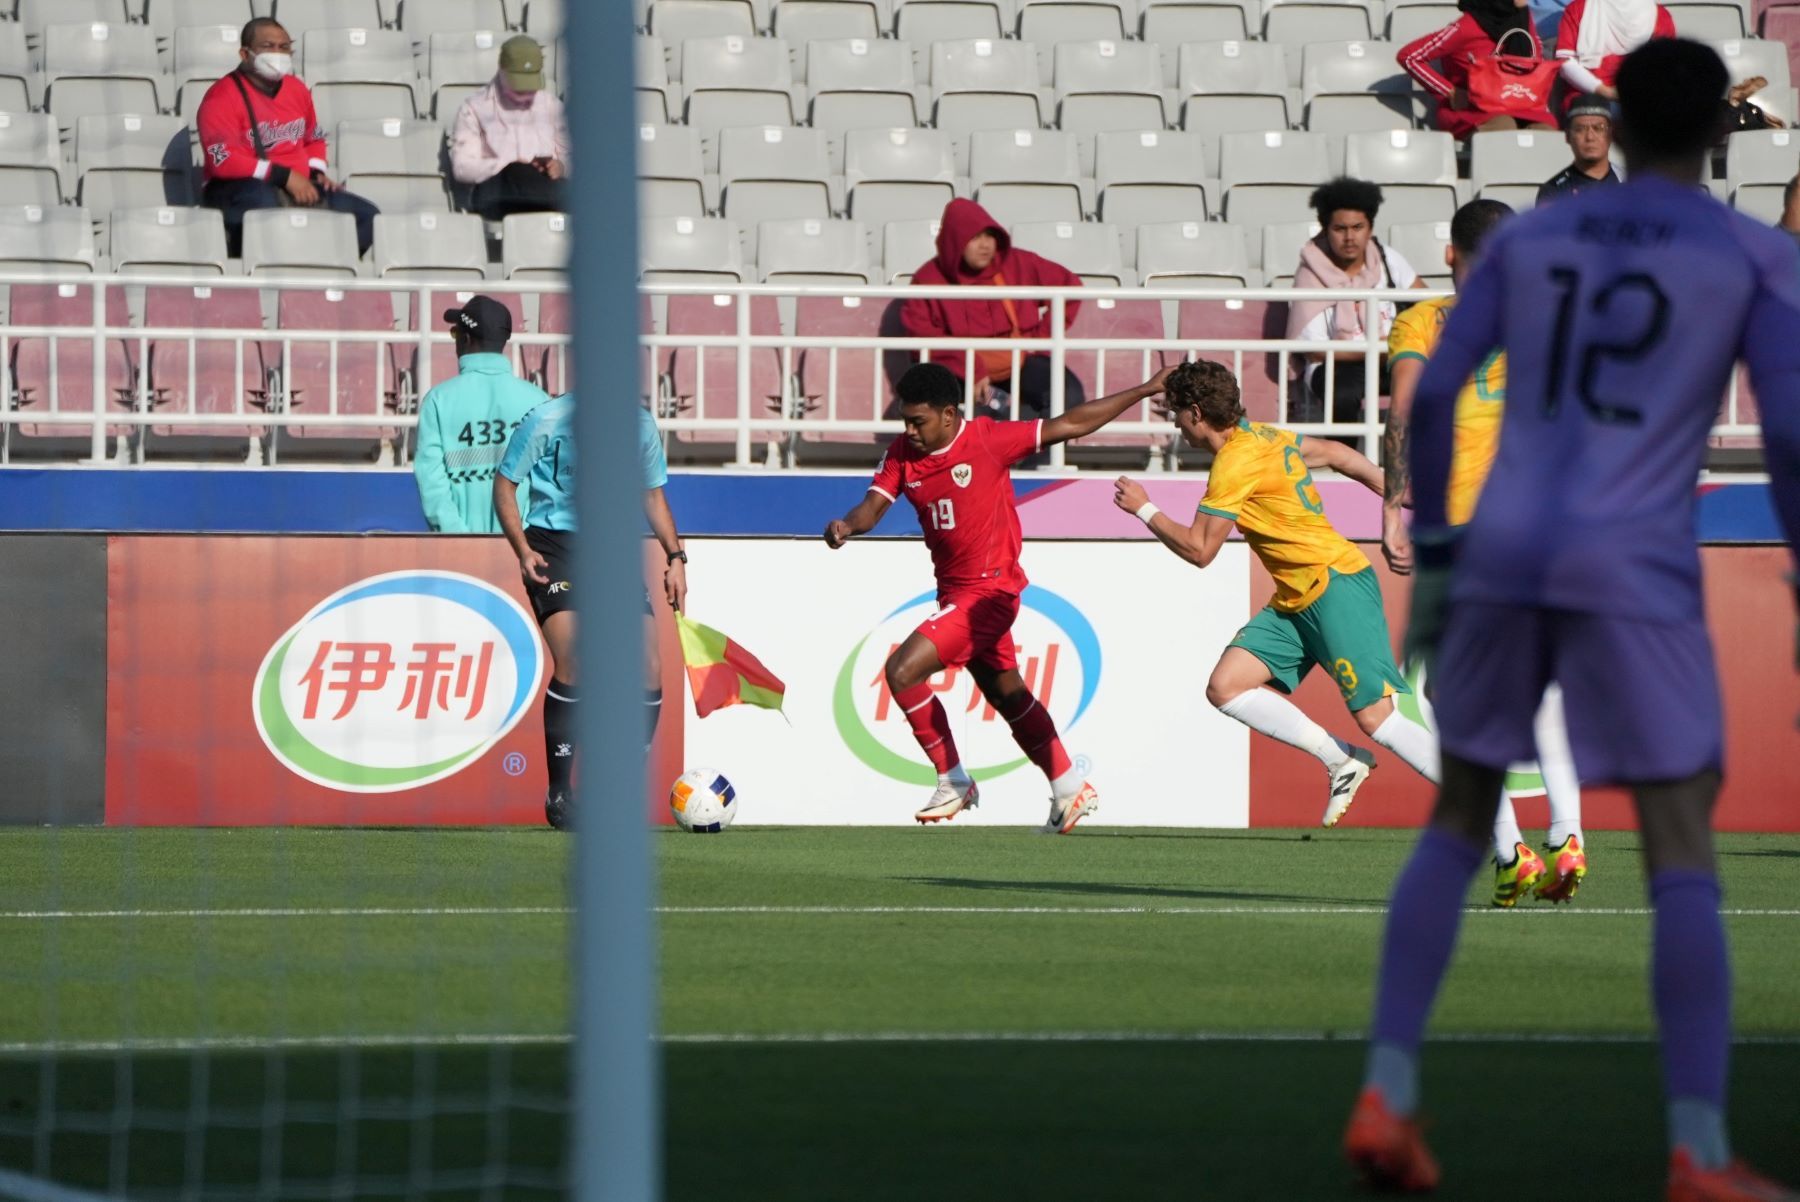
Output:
[449, 79, 571, 185]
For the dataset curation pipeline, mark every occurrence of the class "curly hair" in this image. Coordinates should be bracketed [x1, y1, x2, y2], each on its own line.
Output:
[1163, 359, 1244, 430]
[895, 362, 962, 409]
[1310, 176, 1384, 228]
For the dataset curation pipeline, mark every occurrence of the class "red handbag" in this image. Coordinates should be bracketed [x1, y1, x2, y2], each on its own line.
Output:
[1465, 29, 1559, 119]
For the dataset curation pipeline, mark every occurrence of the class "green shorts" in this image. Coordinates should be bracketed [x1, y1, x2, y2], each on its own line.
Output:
[1229, 567, 1409, 712]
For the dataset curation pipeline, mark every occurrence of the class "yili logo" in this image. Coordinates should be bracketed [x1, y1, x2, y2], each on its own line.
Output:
[832, 585, 1101, 785]
[253, 571, 546, 792]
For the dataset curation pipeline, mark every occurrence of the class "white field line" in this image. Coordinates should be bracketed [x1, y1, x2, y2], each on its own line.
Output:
[2, 905, 1800, 919]
[655, 905, 1800, 917]
[0, 907, 572, 920]
[0, 1167, 119, 1202]
[4, 1031, 1800, 1055]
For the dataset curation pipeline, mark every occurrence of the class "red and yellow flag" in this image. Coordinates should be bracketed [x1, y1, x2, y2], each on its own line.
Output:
[674, 613, 786, 718]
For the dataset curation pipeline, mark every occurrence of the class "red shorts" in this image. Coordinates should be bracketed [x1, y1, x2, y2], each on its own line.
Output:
[915, 589, 1020, 672]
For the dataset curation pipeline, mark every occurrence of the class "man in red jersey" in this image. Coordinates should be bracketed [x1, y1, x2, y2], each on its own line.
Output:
[824, 360, 1172, 831]
[196, 18, 380, 257]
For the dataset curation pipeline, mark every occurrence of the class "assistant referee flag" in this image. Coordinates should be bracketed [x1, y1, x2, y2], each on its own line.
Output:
[674, 613, 787, 718]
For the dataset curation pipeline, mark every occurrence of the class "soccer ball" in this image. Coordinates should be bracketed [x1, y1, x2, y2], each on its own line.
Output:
[670, 768, 737, 833]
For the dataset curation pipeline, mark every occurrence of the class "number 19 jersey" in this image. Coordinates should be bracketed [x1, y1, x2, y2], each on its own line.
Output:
[869, 417, 1042, 594]
[1413, 174, 1800, 623]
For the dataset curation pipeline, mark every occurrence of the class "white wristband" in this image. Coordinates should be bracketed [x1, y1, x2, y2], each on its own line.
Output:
[1134, 501, 1161, 526]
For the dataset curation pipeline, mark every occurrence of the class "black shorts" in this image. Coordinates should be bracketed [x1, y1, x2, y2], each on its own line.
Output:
[522, 527, 653, 623]
[524, 527, 576, 623]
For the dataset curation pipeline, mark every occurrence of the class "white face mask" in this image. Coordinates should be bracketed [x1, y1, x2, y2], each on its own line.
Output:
[250, 52, 292, 82]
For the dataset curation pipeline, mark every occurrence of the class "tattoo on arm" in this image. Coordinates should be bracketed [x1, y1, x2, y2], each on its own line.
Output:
[1384, 419, 1409, 509]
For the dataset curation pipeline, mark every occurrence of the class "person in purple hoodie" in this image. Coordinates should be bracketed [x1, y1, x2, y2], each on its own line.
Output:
[1343, 39, 1800, 1200]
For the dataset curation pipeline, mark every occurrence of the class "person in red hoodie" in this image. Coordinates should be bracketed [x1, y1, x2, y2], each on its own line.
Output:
[899, 198, 1085, 421]
[197, 18, 380, 258]
[1398, 0, 1556, 139]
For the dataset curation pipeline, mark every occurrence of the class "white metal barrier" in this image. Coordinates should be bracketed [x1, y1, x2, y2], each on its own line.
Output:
[0, 275, 570, 466]
[0, 275, 1765, 469]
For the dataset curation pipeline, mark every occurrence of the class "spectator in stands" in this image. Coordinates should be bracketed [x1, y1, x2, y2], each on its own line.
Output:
[1538, 97, 1621, 202]
[413, 296, 549, 534]
[1287, 178, 1430, 424]
[899, 197, 1085, 422]
[1555, 0, 1675, 108]
[1399, 0, 1556, 139]
[197, 18, 380, 258]
[1780, 176, 1800, 249]
[451, 36, 570, 221]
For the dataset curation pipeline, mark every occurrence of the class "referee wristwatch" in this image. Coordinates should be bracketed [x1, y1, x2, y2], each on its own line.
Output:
[667, 549, 688, 566]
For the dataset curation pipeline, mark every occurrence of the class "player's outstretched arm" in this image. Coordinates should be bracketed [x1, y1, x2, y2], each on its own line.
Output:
[493, 472, 548, 585]
[824, 490, 892, 549]
[643, 485, 687, 612]
[1113, 476, 1235, 568]
[1300, 435, 1385, 498]
[1039, 364, 1175, 448]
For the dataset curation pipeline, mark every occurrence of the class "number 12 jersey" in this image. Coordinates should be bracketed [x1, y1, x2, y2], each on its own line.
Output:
[1411, 173, 1800, 624]
[869, 417, 1043, 594]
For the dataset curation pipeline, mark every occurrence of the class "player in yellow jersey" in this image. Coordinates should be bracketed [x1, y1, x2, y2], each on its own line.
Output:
[1383, 199, 1590, 908]
[1114, 360, 1442, 826]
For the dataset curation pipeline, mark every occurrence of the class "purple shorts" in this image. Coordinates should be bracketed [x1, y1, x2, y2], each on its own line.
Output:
[1433, 602, 1722, 785]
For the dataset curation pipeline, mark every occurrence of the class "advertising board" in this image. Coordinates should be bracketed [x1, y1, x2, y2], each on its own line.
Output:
[680, 539, 1252, 826]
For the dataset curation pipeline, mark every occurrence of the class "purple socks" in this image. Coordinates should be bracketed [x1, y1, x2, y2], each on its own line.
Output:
[1652, 870, 1732, 1167]
[1363, 838, 1733, 1167]
[1370, 826, 1487, 1052]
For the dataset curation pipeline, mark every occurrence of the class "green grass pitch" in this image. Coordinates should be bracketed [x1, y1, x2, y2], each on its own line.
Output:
[1, 826, 1797, 1199]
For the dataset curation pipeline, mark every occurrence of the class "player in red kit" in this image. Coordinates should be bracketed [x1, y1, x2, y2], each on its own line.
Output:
[825, 360, 1173, 830]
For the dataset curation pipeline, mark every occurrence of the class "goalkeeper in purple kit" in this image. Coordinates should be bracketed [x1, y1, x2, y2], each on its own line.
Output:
[1343, 39, 1800, 1199]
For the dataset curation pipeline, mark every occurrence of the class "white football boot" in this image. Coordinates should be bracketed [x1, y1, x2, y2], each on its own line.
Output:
[915, 778, 979, 824]
[1040, 781, 1100, 835]
[1322, 745, 1378, 828]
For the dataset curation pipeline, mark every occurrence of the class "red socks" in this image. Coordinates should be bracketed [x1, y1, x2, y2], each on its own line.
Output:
[1000, 693, 1072, 780]
[893, 681, 958, 774]
[894, 680, 1071, 784]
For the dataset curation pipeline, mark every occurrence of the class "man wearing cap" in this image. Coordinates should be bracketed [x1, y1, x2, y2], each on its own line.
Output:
[1537, 97, 1622, 203]
[450, 35, 571, 221]
[197, 17, 382, 256]
[413, 296, 550, 534]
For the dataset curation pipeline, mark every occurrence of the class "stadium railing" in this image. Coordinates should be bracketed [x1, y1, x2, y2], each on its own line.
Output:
[644, 280, 1424, 469]
[0, 276, 1767, 469]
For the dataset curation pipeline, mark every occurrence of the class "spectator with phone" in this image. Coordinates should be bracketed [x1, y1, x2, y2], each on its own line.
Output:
[451, 35, 571, 220]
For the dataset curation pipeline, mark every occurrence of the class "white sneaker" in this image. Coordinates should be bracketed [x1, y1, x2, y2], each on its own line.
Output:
[1040, 781, 1099, 835]
[915, 778, 979, 824]
[1322, 746, 1377, 828]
